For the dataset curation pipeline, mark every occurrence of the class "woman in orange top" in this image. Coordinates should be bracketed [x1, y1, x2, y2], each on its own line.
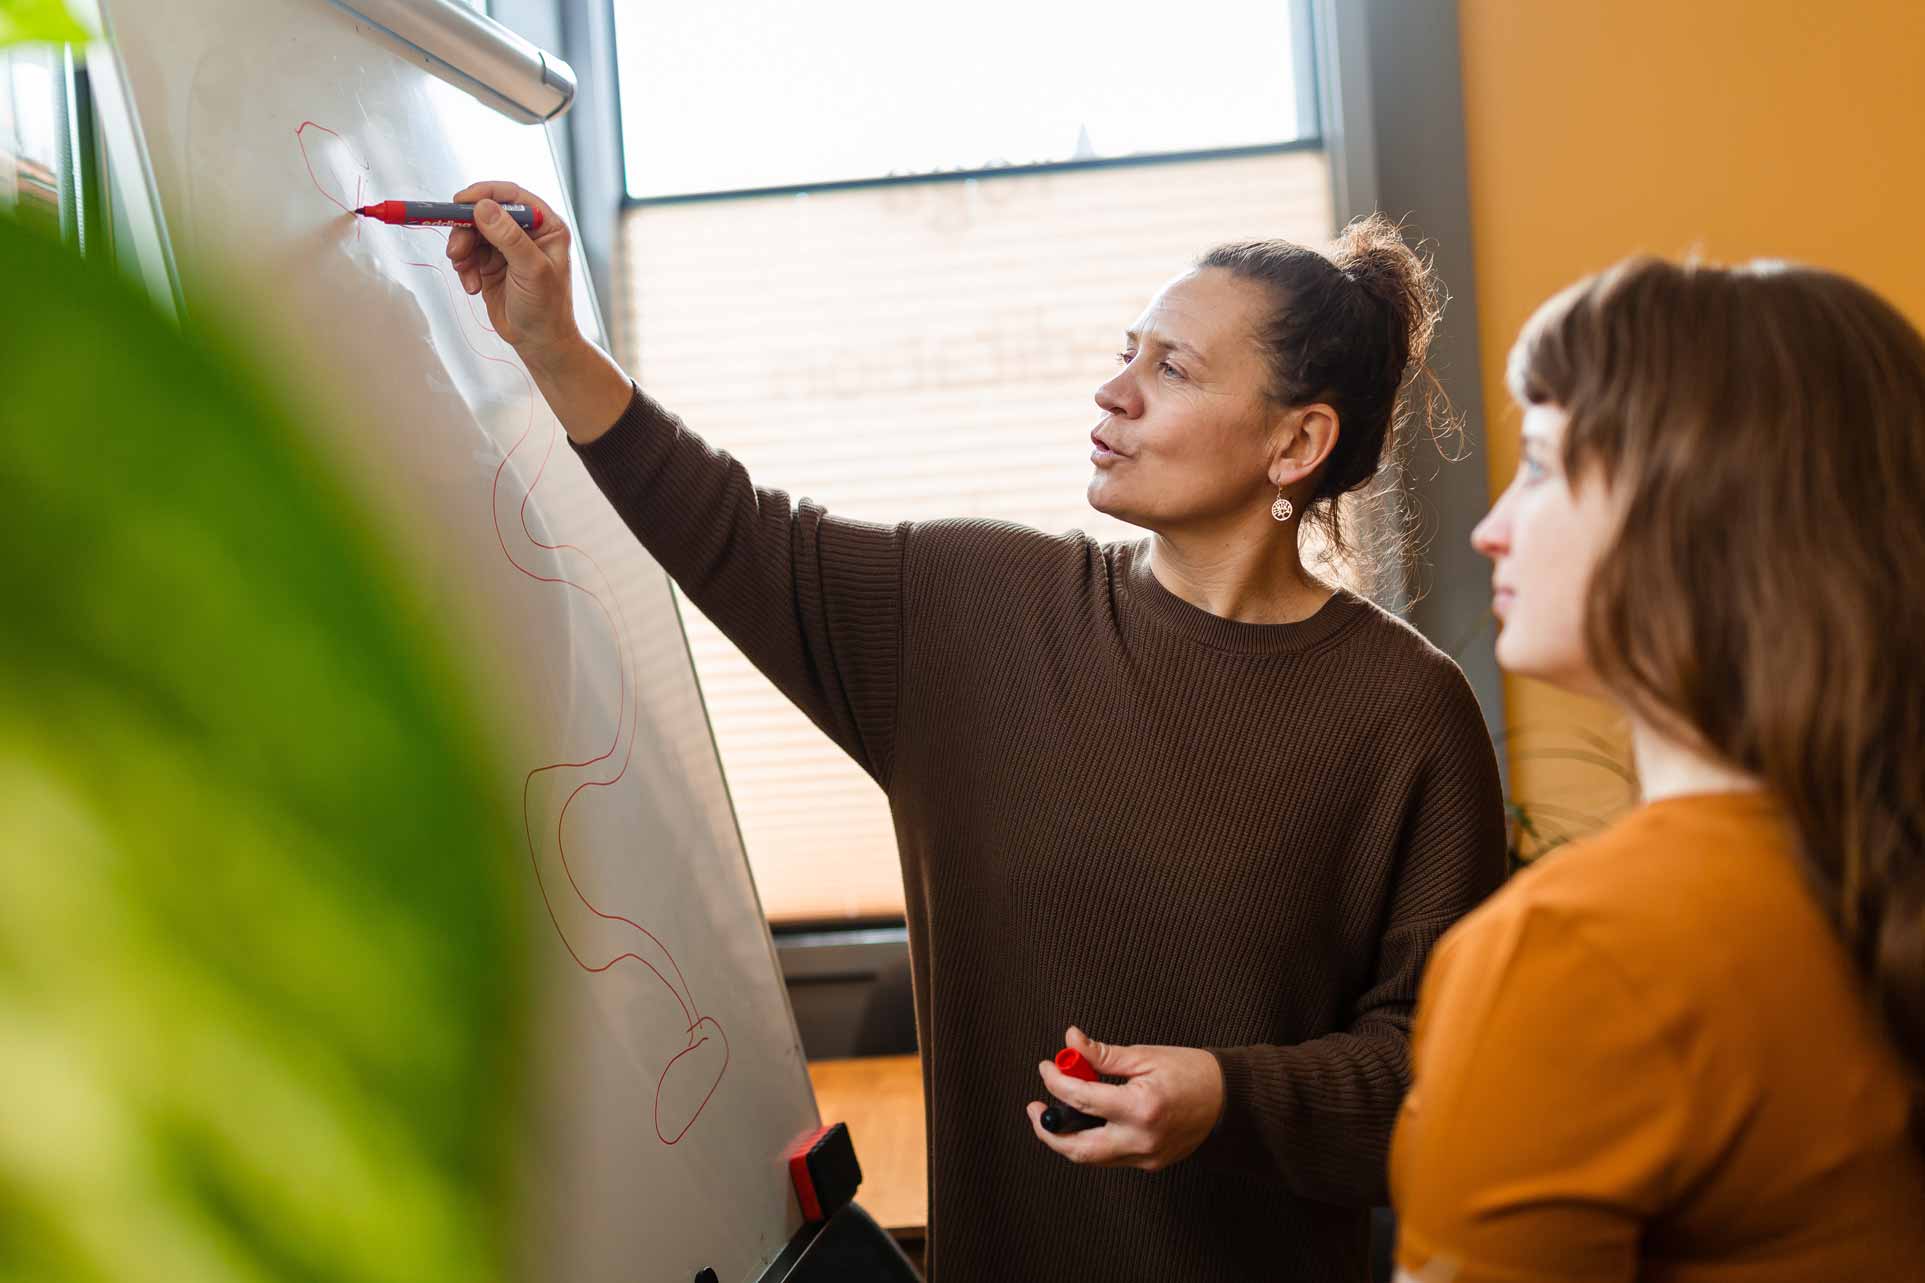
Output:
[1390, 257, 1925, 1282]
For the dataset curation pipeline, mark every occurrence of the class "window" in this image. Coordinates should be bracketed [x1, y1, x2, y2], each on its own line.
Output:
[615, 0, 1313, 199]
[612, 2, 1327, 922]
[0, 44, 64, 232]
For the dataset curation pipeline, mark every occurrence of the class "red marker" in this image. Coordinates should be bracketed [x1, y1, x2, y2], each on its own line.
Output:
[1040, 1046, 1106, 1134]
[354, 199, 542, 232]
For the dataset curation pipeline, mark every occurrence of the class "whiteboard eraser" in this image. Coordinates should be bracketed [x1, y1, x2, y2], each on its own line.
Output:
[787, 1122, 861, 1223]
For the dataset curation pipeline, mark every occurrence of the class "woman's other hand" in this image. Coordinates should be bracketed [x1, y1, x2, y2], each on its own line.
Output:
[1026, 1025, 1225, 1171]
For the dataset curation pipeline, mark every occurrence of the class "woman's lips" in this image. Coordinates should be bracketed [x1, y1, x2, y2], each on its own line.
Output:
[1492, 588, 1515, 618]
[1090, 430, 1124, 464]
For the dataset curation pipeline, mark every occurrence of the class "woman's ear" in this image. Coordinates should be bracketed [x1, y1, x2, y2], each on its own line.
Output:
[1269, 403, 1341, 488]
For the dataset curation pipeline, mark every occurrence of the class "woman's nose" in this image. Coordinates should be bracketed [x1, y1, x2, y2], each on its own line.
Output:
[1471, 490, 1511, 560]
[1095, 374, 1136, 418]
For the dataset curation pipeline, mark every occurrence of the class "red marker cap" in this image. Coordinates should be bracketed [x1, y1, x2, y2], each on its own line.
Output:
[1055, 1047, 1098, 1083]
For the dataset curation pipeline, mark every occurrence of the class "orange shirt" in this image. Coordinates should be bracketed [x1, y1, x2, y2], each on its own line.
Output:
[1390, 792, 1925, 1282]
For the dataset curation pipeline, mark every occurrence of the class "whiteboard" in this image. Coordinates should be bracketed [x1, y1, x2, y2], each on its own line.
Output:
[89, 1, 819, 1279]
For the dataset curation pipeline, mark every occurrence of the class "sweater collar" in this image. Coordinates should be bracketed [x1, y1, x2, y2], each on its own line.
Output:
[1119, 540, 1370, 655]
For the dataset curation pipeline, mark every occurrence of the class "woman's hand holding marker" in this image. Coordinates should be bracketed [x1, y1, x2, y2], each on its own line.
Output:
[1026, 1025, 1226, 1172]
[444, 180, 631, 445]
[444, 182, 576, 361]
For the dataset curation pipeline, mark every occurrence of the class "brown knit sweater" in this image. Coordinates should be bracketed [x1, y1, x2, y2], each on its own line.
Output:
[574, 388, 1508, 1282]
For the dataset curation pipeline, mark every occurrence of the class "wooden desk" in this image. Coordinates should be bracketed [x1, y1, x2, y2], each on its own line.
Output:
[807, 1054, 927, 1242]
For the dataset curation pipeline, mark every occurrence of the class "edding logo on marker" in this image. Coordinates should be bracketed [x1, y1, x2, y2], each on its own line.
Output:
[1040, 1047, 1106, 1134]
[354, 199, 542, 232]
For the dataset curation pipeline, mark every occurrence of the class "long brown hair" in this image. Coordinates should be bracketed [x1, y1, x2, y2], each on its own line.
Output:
[1510, 257, 1925, 1086]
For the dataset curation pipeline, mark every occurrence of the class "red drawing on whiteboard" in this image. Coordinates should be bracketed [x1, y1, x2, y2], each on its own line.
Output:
[296, 121, 729, 1145]
[295, 121, 367, 238]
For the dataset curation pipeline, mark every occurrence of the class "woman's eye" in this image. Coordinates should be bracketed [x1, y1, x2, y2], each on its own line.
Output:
[1520, 455, 1549, 483]
[1159, 360, 1185, 380]
[1115, 349, 1137, 366]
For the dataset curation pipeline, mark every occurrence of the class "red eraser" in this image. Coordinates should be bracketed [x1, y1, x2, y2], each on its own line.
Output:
[1055, 1047, 1098, 1083]
[787, 1121, 861, 1223]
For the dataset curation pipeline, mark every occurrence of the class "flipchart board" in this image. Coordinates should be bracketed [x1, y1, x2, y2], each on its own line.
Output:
[86, 0, 821, 1278]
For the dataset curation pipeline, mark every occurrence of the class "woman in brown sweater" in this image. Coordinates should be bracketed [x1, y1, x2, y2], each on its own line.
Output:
[1392, 258, 1925, 1280]
[447, 184, 1506, 1281]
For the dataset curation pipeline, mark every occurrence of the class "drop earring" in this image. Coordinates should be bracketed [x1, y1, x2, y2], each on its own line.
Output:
[1270, 490, 1294, 523]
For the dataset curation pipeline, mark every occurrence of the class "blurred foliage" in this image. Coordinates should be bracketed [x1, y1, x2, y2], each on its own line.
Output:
[0, 0, 89, 46]
[1444, 612, 1637, 875]
[0, 214, 526, 1280]
[1501, 726, 1639, 873]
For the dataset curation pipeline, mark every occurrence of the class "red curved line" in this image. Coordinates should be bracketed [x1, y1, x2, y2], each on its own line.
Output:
[394, 221, 501, 335]
[400, 260, 701, 1015]
[657, 1018, 733, 1146]
[294, 120, 367, 218]
[519, 772, 692, 1025]
[545, 683, 704, 1012]
[408, 256, 716, 1101]
[299, 139, 729, 1139]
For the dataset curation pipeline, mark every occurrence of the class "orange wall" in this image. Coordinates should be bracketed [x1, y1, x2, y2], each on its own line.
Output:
[1456, 1, 1925, 837]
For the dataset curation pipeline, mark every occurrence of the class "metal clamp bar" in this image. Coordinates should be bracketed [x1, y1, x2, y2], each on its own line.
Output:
[335, 0, 577, 123]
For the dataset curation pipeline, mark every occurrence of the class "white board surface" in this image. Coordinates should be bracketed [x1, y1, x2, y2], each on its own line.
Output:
[91, 2, 819, 1279]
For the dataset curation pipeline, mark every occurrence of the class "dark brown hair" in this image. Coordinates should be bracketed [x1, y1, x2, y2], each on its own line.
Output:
[1511, 256, 1925, 1088]
[1199, 213, 1453, 584]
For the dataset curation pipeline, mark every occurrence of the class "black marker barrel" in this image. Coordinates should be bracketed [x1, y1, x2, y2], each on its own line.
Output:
[1040, 1101, 1105, 1134]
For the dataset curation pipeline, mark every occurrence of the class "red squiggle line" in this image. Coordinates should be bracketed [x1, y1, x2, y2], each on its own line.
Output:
[297, 121, 728, 1144]
[295, 120, 367, 240]
[408, 257, 726, 1137]
[403, 256, 701, 1010]
[409, 252, 729, 1140]
[295, 121, 355, 213]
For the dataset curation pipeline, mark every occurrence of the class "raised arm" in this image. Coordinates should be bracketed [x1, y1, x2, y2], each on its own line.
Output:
[448, 182, 904, 782]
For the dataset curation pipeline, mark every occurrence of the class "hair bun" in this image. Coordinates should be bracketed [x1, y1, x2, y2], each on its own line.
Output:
[1329, 213, 1443, 375]
[1195, 216, 1456, 595]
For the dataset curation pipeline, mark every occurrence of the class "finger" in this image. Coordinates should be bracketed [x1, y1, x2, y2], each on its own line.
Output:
[1067, 1025, 1148, 1077]
[464, 245, 507, 295]
[1027, 1102, 1097, 1162]
[471, 199, 549, 276]
[452, 179, 532, 207]
[446, 225, 478, 262]
[453, 182, 568, 247]
[510, 189, 567, 244]
[1028, 1103, 1139, 1166]
[458, 248, 497, 293]
[1027, 1102, 1070, 1153]
[1038, 1060, 1130, 1118]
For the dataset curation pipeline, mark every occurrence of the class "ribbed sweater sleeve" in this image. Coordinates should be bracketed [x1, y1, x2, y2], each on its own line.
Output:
[570, 386, 905, 784]
[1203, 673, 1508, 1205]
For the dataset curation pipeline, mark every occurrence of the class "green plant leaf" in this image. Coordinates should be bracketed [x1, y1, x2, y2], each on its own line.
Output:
[0, 214, 525, 1281]
[0, 0, 91, 47]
